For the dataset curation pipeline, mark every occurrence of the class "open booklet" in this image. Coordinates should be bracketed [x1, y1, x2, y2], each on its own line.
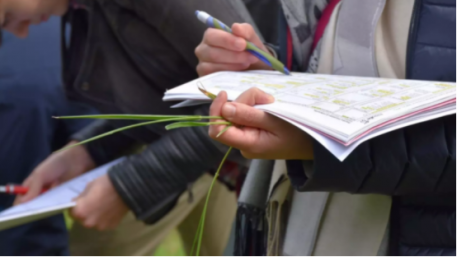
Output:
[164, 70, 456, 161]
[0, 159, 123, 231]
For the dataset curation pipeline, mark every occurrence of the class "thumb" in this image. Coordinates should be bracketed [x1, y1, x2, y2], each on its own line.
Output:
[235, 88, 275, 106]
[232, 23, 266, 51]
[73, 182, 92, 202]
[221, 88, 276, 129]
[70, 197, 87, 222]
[221, 102, 278, 131]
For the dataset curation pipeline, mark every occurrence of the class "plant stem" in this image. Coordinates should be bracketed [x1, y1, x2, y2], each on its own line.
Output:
[190, 212, 204, 256]
[166, 121, 232, 130]
[58, 117, 193, 152]
[54, 114, 222, 120]
[196, 147, 233, 256]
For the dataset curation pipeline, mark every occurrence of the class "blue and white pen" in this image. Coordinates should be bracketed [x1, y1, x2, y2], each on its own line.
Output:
[196, 10, 290, 75]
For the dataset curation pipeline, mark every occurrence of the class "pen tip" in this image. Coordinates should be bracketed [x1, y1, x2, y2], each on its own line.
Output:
[284, 67, 291, 75]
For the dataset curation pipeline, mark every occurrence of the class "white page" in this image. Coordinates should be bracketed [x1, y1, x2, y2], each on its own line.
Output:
[274, 106, 455, 161]
[0, 158, 123, 231]
[164, 71, 456, 142]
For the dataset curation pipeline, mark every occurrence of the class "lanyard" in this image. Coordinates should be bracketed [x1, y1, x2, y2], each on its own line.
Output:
[286, 26, 293, 71]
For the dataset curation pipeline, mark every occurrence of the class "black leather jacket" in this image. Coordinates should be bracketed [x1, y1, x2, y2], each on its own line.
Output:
[64, 0, 255, 223]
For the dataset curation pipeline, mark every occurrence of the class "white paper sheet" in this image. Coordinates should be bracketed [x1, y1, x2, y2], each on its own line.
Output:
[0, 158, 123, 231]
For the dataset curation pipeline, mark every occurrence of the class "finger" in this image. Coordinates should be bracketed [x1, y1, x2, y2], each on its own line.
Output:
[221, 102, 279, 131]
[17, 178, 43, 204]
[13, 179, 31, 205]
[209, 91, 229, 138]
[49, 181, 60, 189]
[211, 125, 259, 152]
[70, 202, 84, 221]
[209, 91, 228, 119]
[235, 88, 275, 106]
[197, 62, 250, 77]
[203, 28, 247, 51]
[232, 23, 267, 52]
[70, 196, 91, 223]
[72, 190, 88, 203]
[195, 44, 257, 64]
[83, 218, 97, 229]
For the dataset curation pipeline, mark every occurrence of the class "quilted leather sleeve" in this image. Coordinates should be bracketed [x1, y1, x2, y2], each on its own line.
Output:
[287, 115, 456, 196]
[107, 106, 244, 224]
[71, 119, 140, 166]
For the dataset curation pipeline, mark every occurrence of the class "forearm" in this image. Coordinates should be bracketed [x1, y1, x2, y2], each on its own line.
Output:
[108, 127, 230, 223]
[108, 106, 244, 224]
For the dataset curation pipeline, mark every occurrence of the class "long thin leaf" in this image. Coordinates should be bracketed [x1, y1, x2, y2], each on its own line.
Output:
[197, 82, 217, 100]
[216, 124, 232, 138]
[190, 213, 205, 256]
[165, 121, 231, 131]
[54, 114, 222, 121]
[195, 147, 233, 256]
[59, 117, 194, 152]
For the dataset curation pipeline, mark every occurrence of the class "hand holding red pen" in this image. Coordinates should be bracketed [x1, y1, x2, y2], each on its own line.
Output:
[0, 185, 48, 195]
[14, 141, 95, 205]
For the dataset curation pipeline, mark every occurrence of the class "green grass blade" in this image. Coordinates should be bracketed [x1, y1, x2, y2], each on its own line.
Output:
[190, 214, 204, 256]
[196, 147, 233, 256]
[197, 82, 217, 100]
[216, 125, 232, 138]
[54, 114, 222, 121]
[165, 121, 231, 131]
[59, 117, 194, 152]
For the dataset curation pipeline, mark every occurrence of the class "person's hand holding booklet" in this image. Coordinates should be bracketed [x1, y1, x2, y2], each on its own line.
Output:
[209, 88, 314, 160]
[163, 70, 456, 161]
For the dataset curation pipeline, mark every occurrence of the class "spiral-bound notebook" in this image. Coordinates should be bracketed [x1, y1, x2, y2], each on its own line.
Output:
[164, 70, 456, 161]
[0, 159, 122, 231]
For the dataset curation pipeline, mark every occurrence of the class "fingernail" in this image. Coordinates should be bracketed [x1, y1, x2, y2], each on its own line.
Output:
[222, 103, 236, 120]
[267, 94, 275, 102]
[249, 56, 258, 63]
[235, 39, 245, 50]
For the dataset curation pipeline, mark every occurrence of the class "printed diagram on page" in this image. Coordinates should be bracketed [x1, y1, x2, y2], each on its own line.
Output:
[201, 72, 455, 126]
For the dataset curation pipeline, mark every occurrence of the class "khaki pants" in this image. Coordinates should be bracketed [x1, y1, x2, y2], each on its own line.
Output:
[69, 174, 237, 256]
[267, 161, 391, 256]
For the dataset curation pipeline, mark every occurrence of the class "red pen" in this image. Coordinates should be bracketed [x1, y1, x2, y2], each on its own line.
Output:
[0, 185, 48, 195]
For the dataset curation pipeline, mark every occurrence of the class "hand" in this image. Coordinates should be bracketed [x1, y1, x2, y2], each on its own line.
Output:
[71, 174, 129, 231]
[195, 23, 272, 76]
[209, 88, 314, 160]
[14, 141, 95, 205]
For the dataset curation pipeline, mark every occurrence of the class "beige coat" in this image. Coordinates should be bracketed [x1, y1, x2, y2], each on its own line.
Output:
[268, 1, 416, 255]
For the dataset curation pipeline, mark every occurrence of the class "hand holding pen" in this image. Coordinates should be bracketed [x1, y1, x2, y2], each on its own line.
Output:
[0, 185, 49, 195]
[195, 11, 290, 76]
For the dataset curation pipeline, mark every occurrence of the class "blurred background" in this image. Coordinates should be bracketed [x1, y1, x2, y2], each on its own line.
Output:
[0, 17, 185, 256]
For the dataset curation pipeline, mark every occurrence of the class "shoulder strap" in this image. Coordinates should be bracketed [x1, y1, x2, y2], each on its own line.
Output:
[333, 0, 386, 77]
